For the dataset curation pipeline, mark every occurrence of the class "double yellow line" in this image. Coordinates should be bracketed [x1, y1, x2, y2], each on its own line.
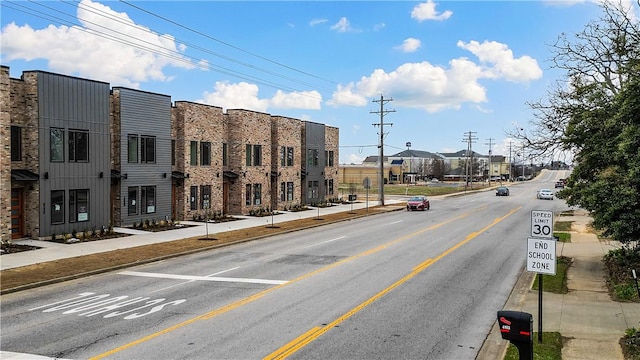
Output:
[265, 206, 520, 360]
[92, 206, 519, 360]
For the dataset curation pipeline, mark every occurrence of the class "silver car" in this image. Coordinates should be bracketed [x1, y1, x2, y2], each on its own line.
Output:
[537, 189, 554, 200]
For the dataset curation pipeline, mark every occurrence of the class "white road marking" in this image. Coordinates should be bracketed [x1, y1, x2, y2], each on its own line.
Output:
[150, 267, 241, 293]
[0, 351, 72, 360]
[119, 270, 287, 285]
[302, 236, 346, 249]
[389, 220, 403, 225]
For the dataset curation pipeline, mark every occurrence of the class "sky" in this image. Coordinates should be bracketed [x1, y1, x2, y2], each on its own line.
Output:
[1, 0, 634, 165]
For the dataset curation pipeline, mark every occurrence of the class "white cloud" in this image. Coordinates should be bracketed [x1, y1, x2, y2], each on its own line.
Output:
[199, 82, 322, 112]
[373, 23, 386, 31]
[0, 0, 195, 88]
[457, 40, 543, 82]
[199, 81, 269, 112]
[395, 38, 422, 53]
[411, 1, 453, 21]
[330, 41, 542, 112]
[331, 17, 352, 32]
[271, 90, 322, 110]
[310, 18, 328, 26]
[327, 83, 368, 107]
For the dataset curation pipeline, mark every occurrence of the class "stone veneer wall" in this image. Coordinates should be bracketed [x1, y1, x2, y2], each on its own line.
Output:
[325, 126, 340, 198]
[271, 116, 303, 210]
[175, 101, 225, 220]
[0, 66, 11, 242]
[3, 71, 41, 238]
[227, 109, 272, 215]
[110, 90, 122, 225]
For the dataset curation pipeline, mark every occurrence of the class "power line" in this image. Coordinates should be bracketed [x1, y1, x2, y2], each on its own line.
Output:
[1, 0, 337, 102]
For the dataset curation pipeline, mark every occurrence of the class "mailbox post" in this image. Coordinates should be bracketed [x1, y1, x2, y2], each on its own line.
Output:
[497, 310, 533, 360]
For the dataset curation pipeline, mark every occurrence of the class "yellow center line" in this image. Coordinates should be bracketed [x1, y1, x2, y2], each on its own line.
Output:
[90, 207, 485, 360]
[264, 206, 521, 360]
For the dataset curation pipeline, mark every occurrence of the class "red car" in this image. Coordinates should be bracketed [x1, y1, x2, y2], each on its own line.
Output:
[406, 196, 430, 211]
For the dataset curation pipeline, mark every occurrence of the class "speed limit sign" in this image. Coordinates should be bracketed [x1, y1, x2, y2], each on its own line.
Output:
[531, 210, 554, 239]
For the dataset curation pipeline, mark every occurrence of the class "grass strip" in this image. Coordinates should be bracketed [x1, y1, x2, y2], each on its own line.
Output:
[532, 256, 571, 294]
[504, 332, 562, 360]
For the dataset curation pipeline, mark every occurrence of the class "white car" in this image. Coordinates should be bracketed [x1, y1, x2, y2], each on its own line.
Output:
[537, 189, 554, 200]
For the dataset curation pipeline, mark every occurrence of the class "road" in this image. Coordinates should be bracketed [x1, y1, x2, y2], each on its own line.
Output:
[0, 170, 570, 360]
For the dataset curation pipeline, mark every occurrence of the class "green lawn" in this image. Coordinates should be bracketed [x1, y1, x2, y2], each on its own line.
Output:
[532, 256, 571, 293]
[504, 332, 563, 360]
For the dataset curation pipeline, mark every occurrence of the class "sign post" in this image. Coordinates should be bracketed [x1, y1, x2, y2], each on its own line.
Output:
[363, 177, 371, 213]
[528, 210, 556, 344]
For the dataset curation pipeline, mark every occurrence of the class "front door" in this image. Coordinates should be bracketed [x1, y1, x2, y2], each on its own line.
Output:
[223, 181, 229, 215]
[11, 188, 24, 239]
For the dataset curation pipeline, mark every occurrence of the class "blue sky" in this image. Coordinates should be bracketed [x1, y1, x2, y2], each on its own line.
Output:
[1, 1, 628, 164]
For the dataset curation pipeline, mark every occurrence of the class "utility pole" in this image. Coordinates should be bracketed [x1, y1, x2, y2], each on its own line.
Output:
[462, 131, 477, 190]
[509, 141, 513, 182]
[371, 95, 394, 206]
[485, 138, 494, 185]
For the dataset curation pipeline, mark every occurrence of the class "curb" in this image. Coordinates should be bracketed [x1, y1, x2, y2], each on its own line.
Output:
[1, 206, 405, 294]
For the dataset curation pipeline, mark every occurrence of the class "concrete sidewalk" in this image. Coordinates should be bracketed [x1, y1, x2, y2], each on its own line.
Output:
[477, 211, 640, 359]
[1, 199, 397, 271]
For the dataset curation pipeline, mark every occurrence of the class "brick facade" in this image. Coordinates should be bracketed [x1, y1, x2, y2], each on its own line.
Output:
[1, 66, 341, 239]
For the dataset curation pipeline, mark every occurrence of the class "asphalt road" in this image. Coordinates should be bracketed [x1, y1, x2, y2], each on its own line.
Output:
[0, 170, 571, 360]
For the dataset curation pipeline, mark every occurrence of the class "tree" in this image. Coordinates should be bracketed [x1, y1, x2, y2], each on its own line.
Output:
[508, 0, 640, 160]
[523, 1, 640, 247]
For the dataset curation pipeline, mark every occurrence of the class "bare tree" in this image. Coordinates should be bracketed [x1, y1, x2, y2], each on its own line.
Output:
[508, 0, 640, 160]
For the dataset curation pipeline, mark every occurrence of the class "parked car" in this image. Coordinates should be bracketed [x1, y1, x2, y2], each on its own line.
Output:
[406, 196, 430, 211]
[555, 181, 565, 188]
[495, 186, 510, 196]
[537, 189, 554, 200]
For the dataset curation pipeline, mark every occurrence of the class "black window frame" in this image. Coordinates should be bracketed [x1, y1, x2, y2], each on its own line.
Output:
[128, 134, 138, 163]
[141, 186, 156, 214]
[69, 189, 89, 223]
[140, 135, 156, 164]
[128, 186, 138, 215]
[68, 129, 89, 163]
[190, 186, 198, 210]
[11, 126, 22, 161]
[50, 127, 65, 162]
[201, 185, 211, 209]
[51, 190, 65, 225]
[190, 141, 198, 166]
[200, 142, 211, 166]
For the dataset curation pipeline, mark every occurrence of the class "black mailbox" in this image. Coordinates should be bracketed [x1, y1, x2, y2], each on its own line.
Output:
[497, 310, 533, 342]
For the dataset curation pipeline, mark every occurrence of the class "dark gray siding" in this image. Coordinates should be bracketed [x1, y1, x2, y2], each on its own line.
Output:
[37, 72, 111, 236]
[117, 88, 172, 226]
[304, 122, 325, 204]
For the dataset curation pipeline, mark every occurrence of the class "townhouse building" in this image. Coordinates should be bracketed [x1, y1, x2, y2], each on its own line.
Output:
[1, 66, 339, 241]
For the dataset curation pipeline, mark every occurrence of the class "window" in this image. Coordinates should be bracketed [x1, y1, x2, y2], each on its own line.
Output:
[171, 139, 176, 166]
[190, 141, 198, 166]
[11, 126, 21, 161]
[325, 179, 334, 195]
[253, 183, 262, 205]
[245, 184, 251, 205]
[222, 143, 228, 166]
[287, 182, 294, 201]
[287, 147, 294, 166]
[200, 142, 211, 166]
[246, 144, 262, 166]
[325, 151, 334, 166]
[50, 128, 64, 162]
[307, 180, 319, 199]
[190, 186, 198, 210]
[69, 189, 89, 223]
[307, 149, 318, 167]
[280, 147, 286, 167]
[141, 136, 156, 163]
[51, 190, 65, 224]
[128, 134, 138, 163]
[69, 129, 89, 162]
[280, 182, 286, 201]
[128, 187, 138, 215]
[141, 186, 156, 214]
[281, 146, 293, 167]
[201, 185, 211, 209]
